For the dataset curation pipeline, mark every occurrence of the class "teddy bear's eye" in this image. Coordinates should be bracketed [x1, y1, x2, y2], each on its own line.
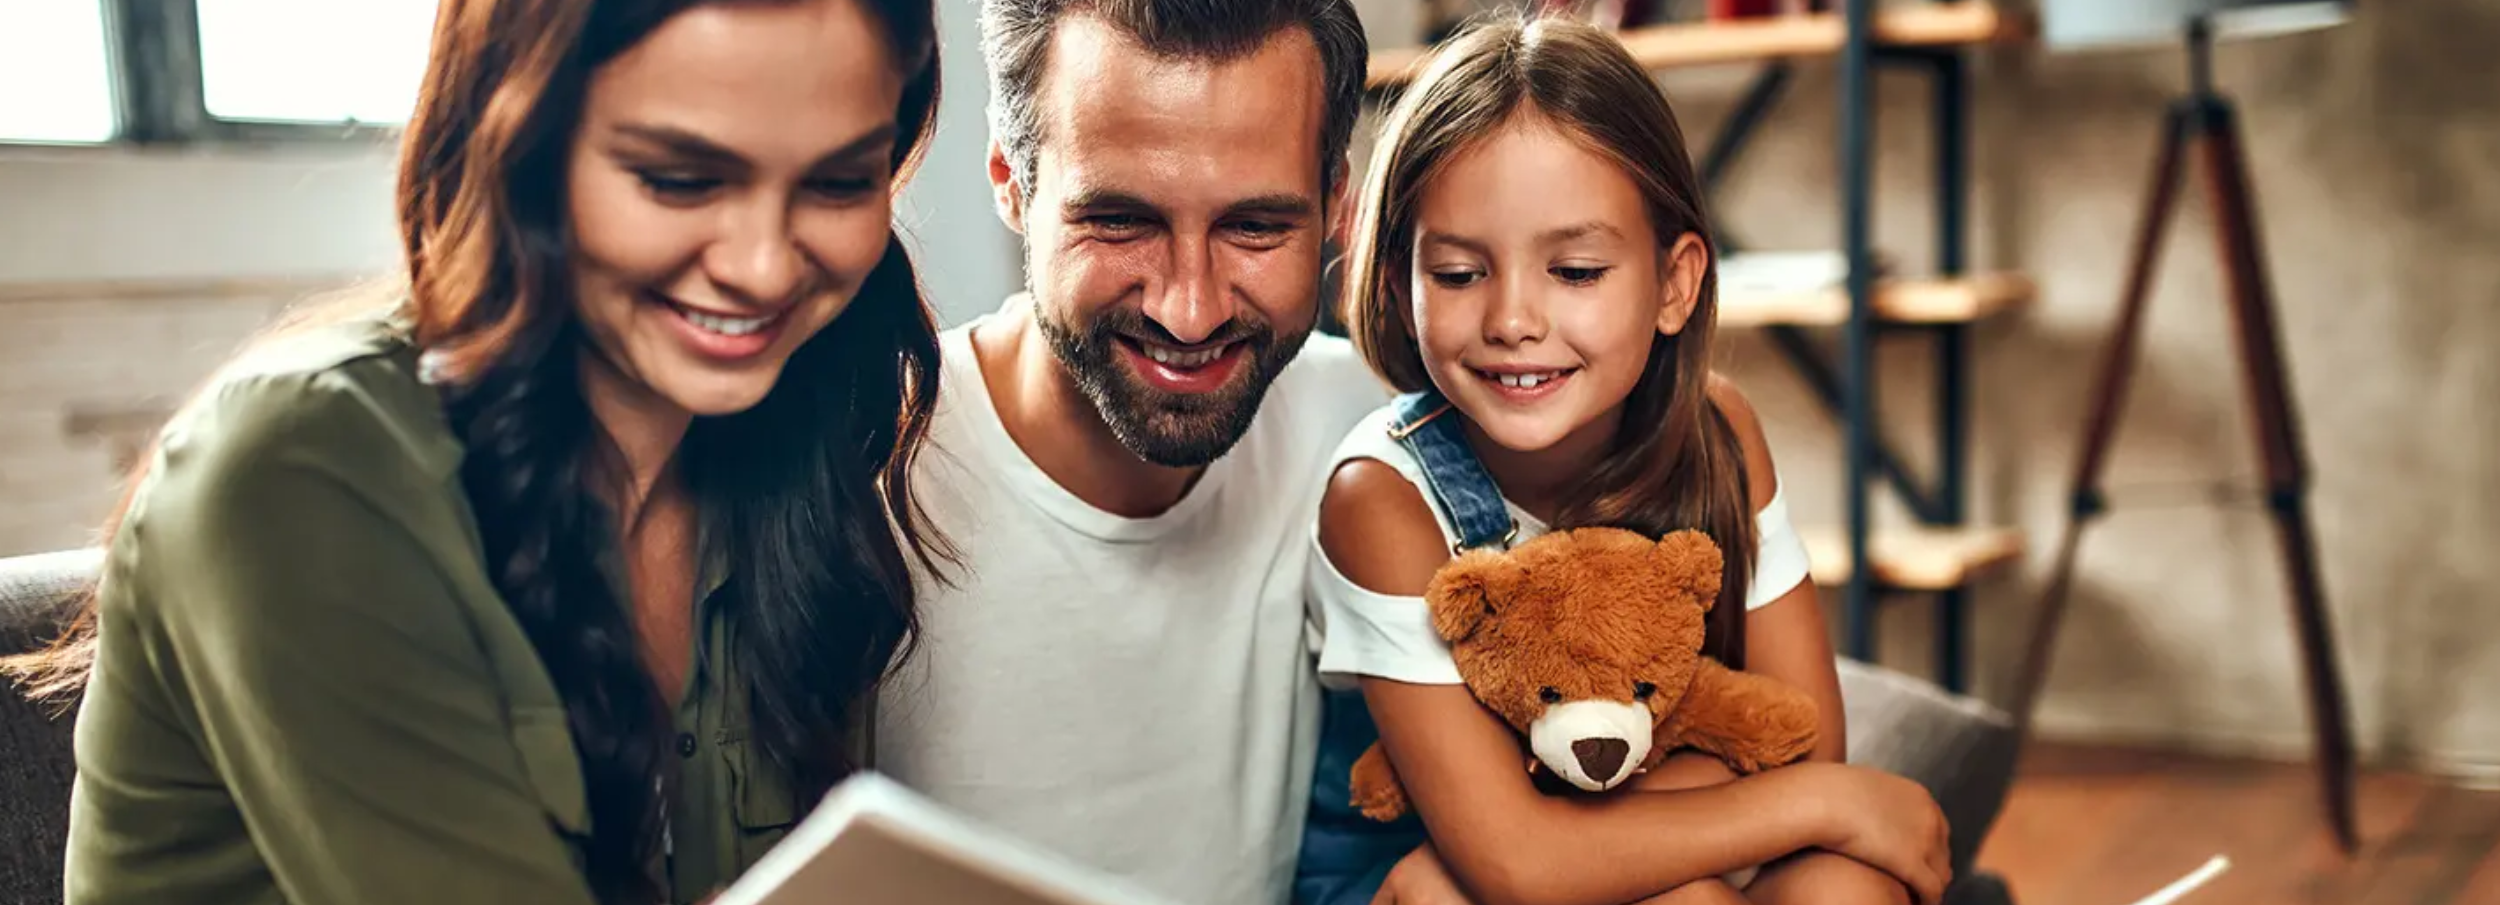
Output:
[1538, 686, 1562, 704]
[1634, 681, 1658, 701]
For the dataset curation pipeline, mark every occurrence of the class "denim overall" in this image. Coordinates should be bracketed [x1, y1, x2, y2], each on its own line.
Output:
[1294, 389, 1517, 905]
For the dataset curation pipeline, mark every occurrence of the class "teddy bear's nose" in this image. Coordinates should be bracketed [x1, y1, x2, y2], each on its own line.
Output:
[1571, 737, 1629, 783]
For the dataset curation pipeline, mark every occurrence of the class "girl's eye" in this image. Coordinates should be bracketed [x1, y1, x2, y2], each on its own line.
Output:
[1429, 270, 1484, 289]
[1552, 265, 1610, 286]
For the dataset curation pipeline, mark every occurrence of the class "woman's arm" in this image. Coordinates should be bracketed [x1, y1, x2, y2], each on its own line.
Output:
[1322, 460, 1949, 905]
[1710, 380, 1849, 763]
[113, 377, 600, 904]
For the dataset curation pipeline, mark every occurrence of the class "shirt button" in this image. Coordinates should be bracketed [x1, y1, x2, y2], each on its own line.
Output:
[676, 733, 698, 758]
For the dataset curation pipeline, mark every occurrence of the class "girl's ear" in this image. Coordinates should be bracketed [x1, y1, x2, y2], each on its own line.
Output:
[1655, 232, 1712, 336]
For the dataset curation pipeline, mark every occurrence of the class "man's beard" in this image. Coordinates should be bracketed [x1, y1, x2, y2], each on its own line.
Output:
[1038, 305, 1310, 468]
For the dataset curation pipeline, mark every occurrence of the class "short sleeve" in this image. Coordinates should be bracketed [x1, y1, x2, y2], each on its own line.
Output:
[1747, 479, 1812, 610]
[1306, 531, 1463, 690]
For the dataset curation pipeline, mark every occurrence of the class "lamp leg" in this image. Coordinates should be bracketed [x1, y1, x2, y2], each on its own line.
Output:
[2194, 99, 2361, 856]
[2008, 102, 2193, 735]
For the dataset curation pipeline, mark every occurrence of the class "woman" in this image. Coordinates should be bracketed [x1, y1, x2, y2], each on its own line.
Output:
[5, 0, 945, 902]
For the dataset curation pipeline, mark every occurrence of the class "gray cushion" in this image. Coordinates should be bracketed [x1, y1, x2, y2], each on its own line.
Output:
[0, 547, 100, 905]
[1838, 657, 2021, 890]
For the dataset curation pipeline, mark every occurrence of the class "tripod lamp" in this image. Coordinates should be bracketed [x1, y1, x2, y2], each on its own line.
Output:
[2009, 0, 2363, 854]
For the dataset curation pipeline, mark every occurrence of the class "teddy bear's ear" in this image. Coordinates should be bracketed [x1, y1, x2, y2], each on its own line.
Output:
[1654, 529, 1726, 611]
[1426, 550, 1521, 643]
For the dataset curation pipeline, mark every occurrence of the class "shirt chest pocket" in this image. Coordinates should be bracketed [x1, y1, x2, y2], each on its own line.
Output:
[509, 705, 592, 837]
[718, 725, 798, 859]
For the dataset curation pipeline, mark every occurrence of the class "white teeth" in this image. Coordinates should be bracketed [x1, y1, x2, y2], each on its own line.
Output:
[1143, 343, 1226, 368]
[1495, 371, 1561, 389]
[680, 307, 775, 336]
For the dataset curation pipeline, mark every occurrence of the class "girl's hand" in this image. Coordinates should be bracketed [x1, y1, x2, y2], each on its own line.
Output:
[1800, 763, 1954, 905]
[1372, 843, 1475, 905]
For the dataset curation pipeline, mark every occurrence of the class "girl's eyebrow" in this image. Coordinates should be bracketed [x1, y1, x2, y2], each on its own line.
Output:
[1536, 221, 1622, 244]
[1418, 229, 1488, 255]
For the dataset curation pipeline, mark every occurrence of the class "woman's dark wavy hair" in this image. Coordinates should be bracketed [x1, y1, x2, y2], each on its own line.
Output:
[8, 0, 949, 900]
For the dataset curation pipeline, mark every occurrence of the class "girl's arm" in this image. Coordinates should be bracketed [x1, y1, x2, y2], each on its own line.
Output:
[1322, 460, 1951, 905]
[1710, 380, 1849, 764]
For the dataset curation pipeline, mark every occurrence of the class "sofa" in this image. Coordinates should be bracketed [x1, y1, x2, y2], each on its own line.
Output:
[0, 549, 2019, 904]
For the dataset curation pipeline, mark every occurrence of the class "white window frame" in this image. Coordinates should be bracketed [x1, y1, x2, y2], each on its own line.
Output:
[6, 0, 401, 148]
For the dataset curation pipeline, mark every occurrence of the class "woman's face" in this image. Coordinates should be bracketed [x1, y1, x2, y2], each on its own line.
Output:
[567, 0, 906, 420]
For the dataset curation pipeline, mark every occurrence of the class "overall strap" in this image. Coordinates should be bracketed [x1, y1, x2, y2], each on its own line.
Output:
[1386, 390, 1516, 554]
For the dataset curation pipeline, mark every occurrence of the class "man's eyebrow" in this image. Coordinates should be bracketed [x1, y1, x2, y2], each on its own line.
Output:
[1226, 194, 1318, 219]
[1061, 188, 1157, 213]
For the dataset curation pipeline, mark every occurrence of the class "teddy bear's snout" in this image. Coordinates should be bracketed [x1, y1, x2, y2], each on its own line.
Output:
[1528, 699, 1653, 791]
[1570, 738, 1629, 782]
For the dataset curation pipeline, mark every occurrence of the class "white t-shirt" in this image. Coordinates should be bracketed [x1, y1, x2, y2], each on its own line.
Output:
[873, 297, 1388, 905]
[1308, 404, 1814, 690]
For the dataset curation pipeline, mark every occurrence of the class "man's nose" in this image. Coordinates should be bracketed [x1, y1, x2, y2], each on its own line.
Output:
[1142, 234, 1233, 345]
[704, 199, 807, 305]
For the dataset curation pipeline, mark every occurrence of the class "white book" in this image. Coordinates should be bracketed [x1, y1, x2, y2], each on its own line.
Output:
[711, 772, 1184, 905]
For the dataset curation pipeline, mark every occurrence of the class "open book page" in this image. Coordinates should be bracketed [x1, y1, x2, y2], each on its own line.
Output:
[711, 772, 1185, 905]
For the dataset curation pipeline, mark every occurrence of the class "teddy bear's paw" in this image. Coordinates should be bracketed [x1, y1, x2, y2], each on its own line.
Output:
[1355, 788, 1411, 823]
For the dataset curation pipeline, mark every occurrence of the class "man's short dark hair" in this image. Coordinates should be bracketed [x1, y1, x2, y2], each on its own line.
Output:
[980, 0, 1369, 203]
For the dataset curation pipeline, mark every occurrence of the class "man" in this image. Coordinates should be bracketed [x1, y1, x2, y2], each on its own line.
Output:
[870, 1, 1378, 904]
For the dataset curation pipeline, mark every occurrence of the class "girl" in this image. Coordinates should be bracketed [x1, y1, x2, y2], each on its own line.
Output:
[7, 0, 943, 902]
[1297, 13, 1951, 905]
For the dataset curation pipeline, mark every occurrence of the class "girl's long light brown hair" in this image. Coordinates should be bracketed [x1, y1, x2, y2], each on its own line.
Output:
[1344, 12, 1755, 664]
[10, 1, 947, 900]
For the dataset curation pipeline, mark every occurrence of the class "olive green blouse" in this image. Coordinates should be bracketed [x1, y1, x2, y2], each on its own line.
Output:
[67, 315, 816, 904]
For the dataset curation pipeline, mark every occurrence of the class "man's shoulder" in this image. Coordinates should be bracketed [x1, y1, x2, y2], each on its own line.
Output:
[1261, 332, 1390, 444]
[1273, 333, 1383, 405]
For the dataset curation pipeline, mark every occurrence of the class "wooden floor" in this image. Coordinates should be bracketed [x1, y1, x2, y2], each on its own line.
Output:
[1975, 744, 2500, 905]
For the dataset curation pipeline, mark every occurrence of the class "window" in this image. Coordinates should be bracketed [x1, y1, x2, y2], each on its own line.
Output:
[0, 0, 117, 144]
[196, 0, 436, 126]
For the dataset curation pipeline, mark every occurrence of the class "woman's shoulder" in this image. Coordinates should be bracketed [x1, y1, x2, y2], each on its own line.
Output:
[165, 308, 460, 489]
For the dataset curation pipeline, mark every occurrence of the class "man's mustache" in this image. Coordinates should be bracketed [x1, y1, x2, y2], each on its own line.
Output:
[1085, 309, 1270, 349]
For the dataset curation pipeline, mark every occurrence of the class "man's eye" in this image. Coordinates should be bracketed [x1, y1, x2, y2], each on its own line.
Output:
[1090, 214, 1148, 234]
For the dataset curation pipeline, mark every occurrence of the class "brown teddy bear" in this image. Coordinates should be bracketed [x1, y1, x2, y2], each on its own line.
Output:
[1349, 526, 1821, 822]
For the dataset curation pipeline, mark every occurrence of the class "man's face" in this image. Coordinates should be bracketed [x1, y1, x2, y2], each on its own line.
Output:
[994, 16, 1329, 467]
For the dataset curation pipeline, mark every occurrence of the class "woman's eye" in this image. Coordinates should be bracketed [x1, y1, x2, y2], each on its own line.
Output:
[1429, 270, 1483, 289]
[805, 177, 877, 199]
[636, 171, 720, 200]
[1551, 265, 1610, 286]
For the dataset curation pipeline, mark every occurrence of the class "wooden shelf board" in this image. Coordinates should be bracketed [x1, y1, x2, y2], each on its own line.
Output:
[1368, 4, 2030, 89]
[1717, 272, 2034, 328]
[1803, 525, 2025, 591]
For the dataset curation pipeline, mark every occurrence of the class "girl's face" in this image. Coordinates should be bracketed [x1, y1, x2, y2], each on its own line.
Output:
[1407, 117, 1708, 456]
[566, 0, 906, 422]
